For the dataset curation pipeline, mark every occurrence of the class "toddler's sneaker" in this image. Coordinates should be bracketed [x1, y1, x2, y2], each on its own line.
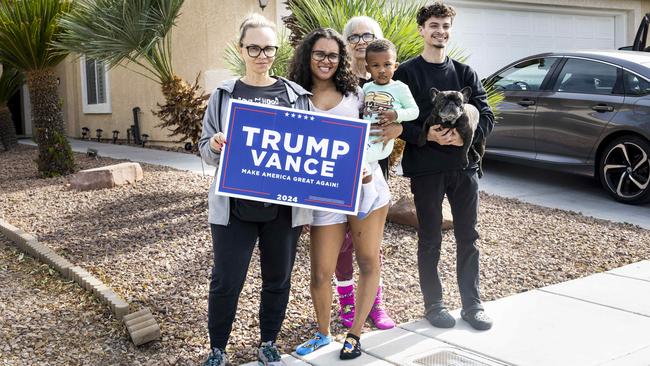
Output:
[295, 331, 332, 356]
[368, 286, 395, 330]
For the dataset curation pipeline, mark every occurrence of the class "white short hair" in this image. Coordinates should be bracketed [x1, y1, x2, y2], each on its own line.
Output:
[343, 16, 384, 41]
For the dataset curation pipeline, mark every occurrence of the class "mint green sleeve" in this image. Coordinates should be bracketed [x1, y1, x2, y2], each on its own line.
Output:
[394, 81, 419, 123]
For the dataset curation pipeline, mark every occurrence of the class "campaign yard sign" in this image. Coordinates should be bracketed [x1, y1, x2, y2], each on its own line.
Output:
[215, 99, 369, 215]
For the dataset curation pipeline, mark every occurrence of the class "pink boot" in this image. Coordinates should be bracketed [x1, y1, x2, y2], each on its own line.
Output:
[368, 285, 395, 330]
[337, 284, 355, 328]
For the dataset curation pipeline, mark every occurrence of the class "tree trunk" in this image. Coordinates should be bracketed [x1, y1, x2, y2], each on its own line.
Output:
[154, 75, 208, 153]
[26, 68, 75, 176]
[0, 104, 18, 151]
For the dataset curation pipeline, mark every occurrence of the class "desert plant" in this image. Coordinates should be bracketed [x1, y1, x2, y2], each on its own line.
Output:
[0, 65, 23, 151]
[282, 0, 469, 63]
[57, 0, 209, 151]
[0, 0, 75, 175]
[223, 1, 504, 168]
[282, 0, 502, 166]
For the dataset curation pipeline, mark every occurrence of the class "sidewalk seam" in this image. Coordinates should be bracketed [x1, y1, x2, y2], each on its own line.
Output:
[538, 288, 650, 318]
[604, 272, 650, 283]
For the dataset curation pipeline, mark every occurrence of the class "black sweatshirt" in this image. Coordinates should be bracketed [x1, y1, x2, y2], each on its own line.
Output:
[394, 56, 494, 177]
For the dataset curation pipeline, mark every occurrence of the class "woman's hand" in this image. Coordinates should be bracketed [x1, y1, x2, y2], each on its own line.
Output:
[377, 110, 398, 126]
[370, 122, 403, 147]
[210, 132, 227, 152]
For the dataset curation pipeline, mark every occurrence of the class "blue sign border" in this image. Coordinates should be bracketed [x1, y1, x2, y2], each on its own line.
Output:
[215, 99, 369, 215]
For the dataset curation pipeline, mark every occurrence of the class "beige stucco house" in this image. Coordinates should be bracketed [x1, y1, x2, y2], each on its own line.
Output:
[10, 0, 650, 145]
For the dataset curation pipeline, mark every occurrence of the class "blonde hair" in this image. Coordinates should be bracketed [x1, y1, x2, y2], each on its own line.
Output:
[238, 13, 276, 46]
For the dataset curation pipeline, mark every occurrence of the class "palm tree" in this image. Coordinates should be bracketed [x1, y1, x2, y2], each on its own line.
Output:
[283, 0, 434, 63]
[57, 0, 208, 152]
[0, 0, 75, 176]
[0, 65, 23, 151]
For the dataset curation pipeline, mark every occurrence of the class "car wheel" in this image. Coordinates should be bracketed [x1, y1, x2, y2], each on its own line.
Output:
[599, 135, 650, 204]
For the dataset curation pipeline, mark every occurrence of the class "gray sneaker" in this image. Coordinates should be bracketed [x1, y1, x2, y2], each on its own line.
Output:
[258, 341, 283, 366]
[203, 348, 228, 366]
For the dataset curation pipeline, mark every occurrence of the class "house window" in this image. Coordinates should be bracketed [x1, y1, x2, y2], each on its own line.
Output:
[80, 57, 111, 114]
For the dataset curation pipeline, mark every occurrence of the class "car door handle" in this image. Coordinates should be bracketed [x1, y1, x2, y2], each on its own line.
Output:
[517, 99, 536, 107]
[592, 104, 614, 112]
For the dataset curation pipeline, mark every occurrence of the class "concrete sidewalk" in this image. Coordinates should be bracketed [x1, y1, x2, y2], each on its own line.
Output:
[19, 138, 216, 176]
[244, 260, 650, 366]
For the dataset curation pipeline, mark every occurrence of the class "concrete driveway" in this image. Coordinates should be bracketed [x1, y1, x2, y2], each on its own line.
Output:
[479, 159, 649, 229]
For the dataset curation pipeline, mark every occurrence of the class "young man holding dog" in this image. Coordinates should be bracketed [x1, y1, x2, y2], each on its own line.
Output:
[390, 2, 495, 330]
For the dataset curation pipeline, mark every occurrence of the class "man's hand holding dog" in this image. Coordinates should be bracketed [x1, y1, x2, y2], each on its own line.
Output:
[370, 122, 402, 148]
[428, 126, 463, 146]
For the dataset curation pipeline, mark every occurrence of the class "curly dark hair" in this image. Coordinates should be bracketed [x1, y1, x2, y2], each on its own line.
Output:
[288, 28, 358, 96]
[416, 2, 456, 26]
[365, 39, 397, 60]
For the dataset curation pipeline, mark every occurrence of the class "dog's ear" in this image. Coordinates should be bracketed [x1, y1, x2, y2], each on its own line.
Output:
[430, 87, 440, 102]
[460, 86, 472, 103]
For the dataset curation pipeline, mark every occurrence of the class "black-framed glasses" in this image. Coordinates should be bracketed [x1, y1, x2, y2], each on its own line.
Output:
[347, 32, 375, 44]
[311, 51, 340, 63]
[244, 45, 278, 58]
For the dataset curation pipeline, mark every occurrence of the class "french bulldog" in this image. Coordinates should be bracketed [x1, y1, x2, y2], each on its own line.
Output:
[418, 86, 485, 177]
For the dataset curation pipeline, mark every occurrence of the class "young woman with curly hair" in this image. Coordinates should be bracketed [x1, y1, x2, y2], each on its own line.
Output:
[288, 28, 391, 360]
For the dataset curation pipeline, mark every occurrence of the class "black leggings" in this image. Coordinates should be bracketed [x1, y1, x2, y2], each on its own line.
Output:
[207, 206, 301, 350]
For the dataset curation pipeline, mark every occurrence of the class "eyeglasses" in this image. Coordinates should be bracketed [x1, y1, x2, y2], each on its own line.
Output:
[244, 45, 279, 58]
[347, 32, 375, 44]
[311, 51, 340, 63]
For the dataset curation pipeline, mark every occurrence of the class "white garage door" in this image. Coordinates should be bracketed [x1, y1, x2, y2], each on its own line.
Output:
[448, 3, 626, 78]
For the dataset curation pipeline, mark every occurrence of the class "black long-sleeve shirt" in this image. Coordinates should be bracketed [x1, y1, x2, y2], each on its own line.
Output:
[394, 56, 494, 177]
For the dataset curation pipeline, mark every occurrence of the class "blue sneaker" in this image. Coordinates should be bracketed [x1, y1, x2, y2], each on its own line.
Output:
[295, 331, 332, 356]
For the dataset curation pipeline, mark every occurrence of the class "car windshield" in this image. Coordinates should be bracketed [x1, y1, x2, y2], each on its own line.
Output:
[491, 58, 558, 91]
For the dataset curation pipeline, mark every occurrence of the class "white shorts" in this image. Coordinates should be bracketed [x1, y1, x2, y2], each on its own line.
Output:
[312, 162, 391, 226]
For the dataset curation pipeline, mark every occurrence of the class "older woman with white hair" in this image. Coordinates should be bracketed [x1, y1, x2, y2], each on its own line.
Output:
[332, 16, 396, 334]
[343, 16, 384, 84]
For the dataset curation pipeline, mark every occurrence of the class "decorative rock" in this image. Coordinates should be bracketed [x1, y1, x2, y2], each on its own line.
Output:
[387, 195, 453, 230]
[113, 300, 130, 320]
[1, 218, 138, 334]
[123, 308, 152, 323]
[130, 323, 161, 346]
[69, 162, 143, 191]
[123, 307, 161, 346]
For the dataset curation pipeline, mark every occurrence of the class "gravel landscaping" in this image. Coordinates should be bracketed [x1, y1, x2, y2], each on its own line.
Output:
[1, 144, 649, 365]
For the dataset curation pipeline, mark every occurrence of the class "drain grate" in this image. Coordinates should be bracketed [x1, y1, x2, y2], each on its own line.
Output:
[402, 347, 508, 366]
